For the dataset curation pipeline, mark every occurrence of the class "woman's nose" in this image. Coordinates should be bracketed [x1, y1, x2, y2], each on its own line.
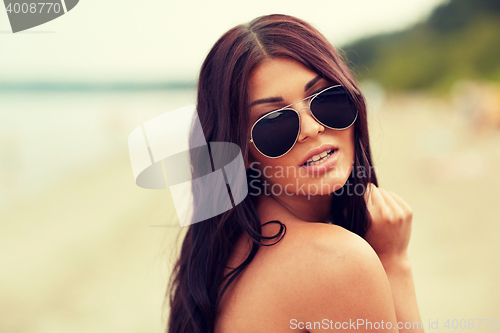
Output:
[296, 105, 325, 142]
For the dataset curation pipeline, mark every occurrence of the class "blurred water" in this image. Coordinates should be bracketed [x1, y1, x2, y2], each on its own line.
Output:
[0, 89, 196, 209]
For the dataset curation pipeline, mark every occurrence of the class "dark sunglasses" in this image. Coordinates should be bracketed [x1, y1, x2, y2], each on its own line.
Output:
[249, 85, 358, 158]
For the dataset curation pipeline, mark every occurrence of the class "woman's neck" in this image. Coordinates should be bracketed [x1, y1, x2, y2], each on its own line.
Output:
[257, 192, 333, 223]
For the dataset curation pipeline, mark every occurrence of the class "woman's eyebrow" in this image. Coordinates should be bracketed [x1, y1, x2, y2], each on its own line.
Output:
[248, 75, 322, 108]
[304, 75, 321, 91]
[248, 96, 283, 108]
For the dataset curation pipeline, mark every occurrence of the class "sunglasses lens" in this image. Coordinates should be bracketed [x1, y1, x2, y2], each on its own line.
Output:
[252, 109, 299, 158]
[311, 86, 358, 129]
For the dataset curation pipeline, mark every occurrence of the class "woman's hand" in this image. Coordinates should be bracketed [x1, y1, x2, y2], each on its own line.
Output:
[363, 183, 424, 332]
[363, 183, 413, 266]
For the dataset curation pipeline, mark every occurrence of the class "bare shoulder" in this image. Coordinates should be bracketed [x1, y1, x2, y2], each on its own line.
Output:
[273, 221, 397, 318]
[259, 219, 388, 288]
[269, 221, 398, 331]
[216, 219, 398, 332]
[216, 196, 398, 332]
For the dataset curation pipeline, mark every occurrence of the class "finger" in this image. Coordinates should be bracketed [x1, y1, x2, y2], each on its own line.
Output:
[378, 188, 399, 210]
[379, 188, 405, 217]
[369, 184, 386, 207]
[388, 191, 413, 215]
[364, 183, 374, 206]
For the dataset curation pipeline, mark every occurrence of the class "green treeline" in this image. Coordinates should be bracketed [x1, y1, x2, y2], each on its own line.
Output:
[342, 0, 500, 92]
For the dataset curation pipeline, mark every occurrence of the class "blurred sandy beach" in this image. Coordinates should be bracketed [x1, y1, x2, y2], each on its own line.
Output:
[1, 91, 499, 332]
[367, 93, 500, 325]
[0, 90, 190, 333]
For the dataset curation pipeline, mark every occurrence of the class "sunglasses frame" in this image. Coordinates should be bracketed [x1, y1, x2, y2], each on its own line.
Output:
[249, 84, 358, 158]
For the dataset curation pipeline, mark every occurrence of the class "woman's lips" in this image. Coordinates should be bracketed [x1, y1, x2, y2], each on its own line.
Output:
[299, 149, 339, 174]
[299, 144, 339, 166]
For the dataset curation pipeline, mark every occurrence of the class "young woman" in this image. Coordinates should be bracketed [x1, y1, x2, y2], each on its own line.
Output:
[167, 14, 423, 333]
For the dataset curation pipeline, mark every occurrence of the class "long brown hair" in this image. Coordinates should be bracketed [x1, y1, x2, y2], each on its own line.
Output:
[166, 14, 378, 333]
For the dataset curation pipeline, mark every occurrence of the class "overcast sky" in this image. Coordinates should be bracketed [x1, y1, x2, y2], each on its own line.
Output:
[0, 0, 447, 82]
